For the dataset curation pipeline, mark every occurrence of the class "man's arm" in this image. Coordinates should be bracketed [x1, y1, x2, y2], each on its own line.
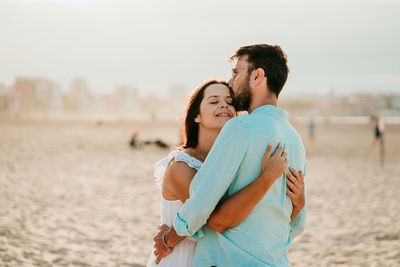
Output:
[172, 118, 251, 239]
[207, 143, 288, 232]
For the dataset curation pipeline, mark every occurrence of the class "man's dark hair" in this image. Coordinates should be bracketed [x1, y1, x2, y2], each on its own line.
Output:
[231, 44, 289, 97]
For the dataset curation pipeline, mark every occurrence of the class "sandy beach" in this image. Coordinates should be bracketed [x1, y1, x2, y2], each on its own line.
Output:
[1, 119, 399, 267]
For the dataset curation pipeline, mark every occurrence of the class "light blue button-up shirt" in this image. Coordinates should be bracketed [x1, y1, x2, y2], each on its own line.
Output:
[173, 105, 307, 267]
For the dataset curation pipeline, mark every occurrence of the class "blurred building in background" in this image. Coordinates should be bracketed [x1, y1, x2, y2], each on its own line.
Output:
[12, 77, 63, 113]
[167, 83, 189, 114]
[115, 85, 140, 114]
[0, 76, 399, 121]
[280, 93, 400, 117]
[0, 83, 14, 113]
[65, 78, 92, 112]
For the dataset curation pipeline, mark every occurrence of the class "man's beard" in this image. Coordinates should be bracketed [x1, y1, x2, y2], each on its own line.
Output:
[234, 74, 252, 112]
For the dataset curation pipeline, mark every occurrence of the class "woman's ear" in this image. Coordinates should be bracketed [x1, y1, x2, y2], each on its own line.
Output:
[194, 115, 201, 123]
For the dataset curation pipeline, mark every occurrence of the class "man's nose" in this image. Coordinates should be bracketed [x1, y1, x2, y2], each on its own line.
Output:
[228, 78, 234, 89]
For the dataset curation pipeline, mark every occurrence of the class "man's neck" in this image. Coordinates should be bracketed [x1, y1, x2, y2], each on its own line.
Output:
[248, 97, 278, 114]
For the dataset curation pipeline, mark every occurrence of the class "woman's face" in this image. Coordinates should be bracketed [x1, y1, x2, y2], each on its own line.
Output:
[195, 84, 236, 130]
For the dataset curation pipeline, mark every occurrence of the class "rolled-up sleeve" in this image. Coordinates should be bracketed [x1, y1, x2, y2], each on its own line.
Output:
[173, 118, 250, 238]
[290, 161, 307, 239]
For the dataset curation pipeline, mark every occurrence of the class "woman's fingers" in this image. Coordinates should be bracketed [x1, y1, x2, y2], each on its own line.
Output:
[156, 252, 168, 264]
[265, 143, 274, 158]
[289, 167, 300, 180]
[284, 158, 289, 171]
[290, 168, 305, 188]
[160, 224, 169, 232]
[286, 174, 296, 192]
[286, 188, 295, 199]
[275, 143, 284, 157]
[299, 170, 304, 185]
[266, 143, 287, 161]
[286, 171, 298, 186]
[288, 167, 305, 185]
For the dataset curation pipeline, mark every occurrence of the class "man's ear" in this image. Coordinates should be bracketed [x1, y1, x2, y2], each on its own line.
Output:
[254, 68, 266, 86]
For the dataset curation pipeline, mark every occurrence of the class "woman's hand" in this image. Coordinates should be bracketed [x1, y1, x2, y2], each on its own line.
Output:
[153, 224, 172, 263]
[261, 143, 288, 183]
[286, 167, 305, 220]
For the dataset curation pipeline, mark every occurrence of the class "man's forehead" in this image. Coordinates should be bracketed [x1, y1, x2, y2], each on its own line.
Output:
[234, 55, 249, 67]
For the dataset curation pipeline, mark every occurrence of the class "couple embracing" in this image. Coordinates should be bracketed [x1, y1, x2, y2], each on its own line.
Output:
[147, 44, 306, 267]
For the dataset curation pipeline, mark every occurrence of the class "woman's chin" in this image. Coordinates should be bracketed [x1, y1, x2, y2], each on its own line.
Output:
[219, 117, 232, 126]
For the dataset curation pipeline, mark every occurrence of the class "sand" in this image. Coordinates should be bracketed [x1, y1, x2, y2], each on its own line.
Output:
[1, 119, 399, 267]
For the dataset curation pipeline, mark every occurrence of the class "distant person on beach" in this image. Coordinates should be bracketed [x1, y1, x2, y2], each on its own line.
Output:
[151, 44, 307, 266]
[372, 116, 385, 167]
[129, 132, 143, 148]
[129, 132, 170, 149]
[308, 118, 316, 144]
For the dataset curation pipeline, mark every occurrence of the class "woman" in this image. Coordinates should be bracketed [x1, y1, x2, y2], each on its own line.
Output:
[147, 80, 304, 266]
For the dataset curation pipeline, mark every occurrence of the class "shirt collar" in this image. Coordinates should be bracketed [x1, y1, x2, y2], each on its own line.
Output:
[251, 105, 289, 120]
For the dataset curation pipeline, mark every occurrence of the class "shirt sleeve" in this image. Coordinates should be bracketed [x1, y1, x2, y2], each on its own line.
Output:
[289, 160, 307, 239]
[173, 118, 250, 238]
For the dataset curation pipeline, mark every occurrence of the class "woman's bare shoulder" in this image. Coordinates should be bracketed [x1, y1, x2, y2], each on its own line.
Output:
[165, 158, 197, 183]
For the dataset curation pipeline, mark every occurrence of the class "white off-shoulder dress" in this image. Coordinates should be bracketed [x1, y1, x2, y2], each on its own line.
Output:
[147, 150, 203, 267]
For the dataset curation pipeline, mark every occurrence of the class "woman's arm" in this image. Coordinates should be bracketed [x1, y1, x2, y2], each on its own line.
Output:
[161, 159, 197, 203]
[153, 159, 198, 262]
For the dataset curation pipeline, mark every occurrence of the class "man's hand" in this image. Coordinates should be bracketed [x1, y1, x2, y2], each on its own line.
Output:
[153, 224, 172, 264]
[286, 167, 305, 221]
[261, 143, 288, 183]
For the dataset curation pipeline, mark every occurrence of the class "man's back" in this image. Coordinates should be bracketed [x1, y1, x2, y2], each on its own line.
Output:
[174, 105, 306, 267]
[196, 105, 306, 266]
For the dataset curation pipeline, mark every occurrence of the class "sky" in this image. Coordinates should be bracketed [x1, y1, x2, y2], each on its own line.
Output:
[0, 0, 399, 97]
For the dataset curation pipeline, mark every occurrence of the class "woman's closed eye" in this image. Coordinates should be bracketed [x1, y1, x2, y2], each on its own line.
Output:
[209, 101, 233, 106]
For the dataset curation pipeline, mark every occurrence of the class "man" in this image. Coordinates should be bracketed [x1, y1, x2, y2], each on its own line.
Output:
[155, 44, 306, 266]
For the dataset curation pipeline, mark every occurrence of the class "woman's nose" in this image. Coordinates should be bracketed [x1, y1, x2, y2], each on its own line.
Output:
[219, 101, 228, 108]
